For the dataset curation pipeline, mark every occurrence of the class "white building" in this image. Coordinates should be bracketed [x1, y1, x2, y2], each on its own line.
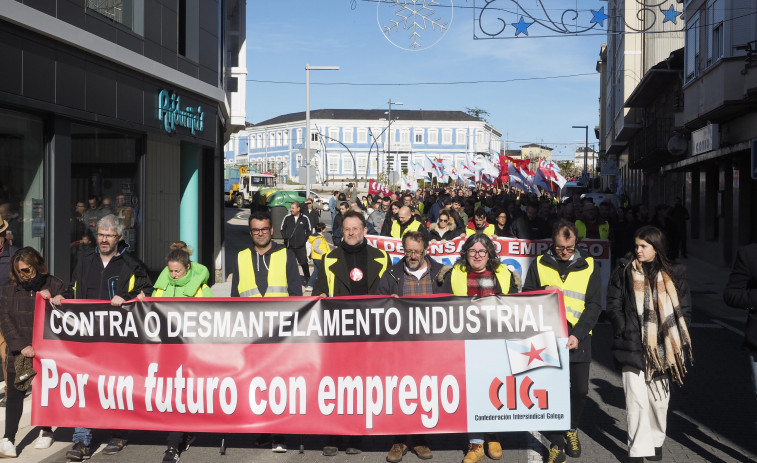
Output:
[574, 147, 599, 173]
[225, 109, 502, 183]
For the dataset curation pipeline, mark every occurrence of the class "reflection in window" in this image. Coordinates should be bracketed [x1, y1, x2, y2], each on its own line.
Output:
[87, 0, 144, 35]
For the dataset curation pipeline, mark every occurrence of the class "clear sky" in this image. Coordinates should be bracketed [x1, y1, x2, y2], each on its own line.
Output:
[245, 0, 607, 160]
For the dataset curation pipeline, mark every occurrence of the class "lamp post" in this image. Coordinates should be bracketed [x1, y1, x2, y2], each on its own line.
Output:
[386, 99, 403, 179]
[305, 64, 339, 199]
[572, 125, 589, 179]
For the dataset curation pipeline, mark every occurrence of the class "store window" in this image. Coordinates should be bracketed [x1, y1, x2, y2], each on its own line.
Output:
[87, 0, 145, 35]
[70, 123, 142, 258]
[0, 108, 45, 253]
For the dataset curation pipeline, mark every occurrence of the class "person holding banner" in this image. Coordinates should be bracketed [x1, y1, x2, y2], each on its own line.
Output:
[522, 220, 602, 463]
[50, 214, 153, 461]
[441, 233, 518, 463]
[0, 247, 63, 457]
[606, 226, 692, 463]
[377, 231, 449, 462]
[151, 242, 211, 462]
[314, 209, 390, 456]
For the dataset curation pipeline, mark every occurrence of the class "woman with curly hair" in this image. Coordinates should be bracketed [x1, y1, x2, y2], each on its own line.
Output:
[442, 233, 519, 463]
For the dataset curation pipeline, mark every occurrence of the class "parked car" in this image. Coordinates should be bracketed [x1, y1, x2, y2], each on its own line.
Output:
[294, 190, 330, 211]
[581, 193, 622, 210]
[560, 181, 589, 202]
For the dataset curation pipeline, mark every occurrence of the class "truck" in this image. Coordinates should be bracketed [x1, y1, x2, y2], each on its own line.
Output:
[224, 166, 276, 207]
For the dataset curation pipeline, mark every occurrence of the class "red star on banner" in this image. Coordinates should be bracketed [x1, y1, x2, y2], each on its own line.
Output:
[521, 343, 546, 365]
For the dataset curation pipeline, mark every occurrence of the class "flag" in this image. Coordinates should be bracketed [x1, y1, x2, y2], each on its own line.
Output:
[505, 331, 561, 374]
[401, 177, 418, 192]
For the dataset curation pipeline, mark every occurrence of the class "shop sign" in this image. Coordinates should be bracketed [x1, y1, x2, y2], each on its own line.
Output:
[157, 90, 204, 135]
[691, 123, 719, 156]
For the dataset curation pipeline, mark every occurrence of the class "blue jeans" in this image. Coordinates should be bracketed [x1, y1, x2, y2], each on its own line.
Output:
[73, 427, 92, 446]
[307, 259, 322, 287]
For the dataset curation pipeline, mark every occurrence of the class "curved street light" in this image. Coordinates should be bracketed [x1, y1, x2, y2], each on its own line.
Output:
[316, 129, 358, 188]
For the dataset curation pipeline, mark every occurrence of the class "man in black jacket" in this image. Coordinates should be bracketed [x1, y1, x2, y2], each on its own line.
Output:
[51, 214, 153, 461]
[280, 201, 312, 285]
[522, 219, 601, 463]
[724, 242, 757, 428]
[376, 231, 448, 462]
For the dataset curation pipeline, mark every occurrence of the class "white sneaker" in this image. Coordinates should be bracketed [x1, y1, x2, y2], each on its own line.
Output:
[0, 438, 16, 457]
[305, 286, 313, 291]
[35, 429, 54, 449]
[272, 439, 287, 453]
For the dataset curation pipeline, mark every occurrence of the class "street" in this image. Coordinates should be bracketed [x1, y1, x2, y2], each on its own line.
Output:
[5, 208, 757, 463]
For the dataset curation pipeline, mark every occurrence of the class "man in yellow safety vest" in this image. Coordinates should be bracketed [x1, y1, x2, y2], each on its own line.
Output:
[522, 219, 601, 463]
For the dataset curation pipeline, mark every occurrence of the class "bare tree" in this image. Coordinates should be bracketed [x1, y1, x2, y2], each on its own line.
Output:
[465, 107, 490, 122]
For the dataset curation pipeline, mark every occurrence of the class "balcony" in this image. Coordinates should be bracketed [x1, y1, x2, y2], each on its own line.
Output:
[628, 117, 675, 169]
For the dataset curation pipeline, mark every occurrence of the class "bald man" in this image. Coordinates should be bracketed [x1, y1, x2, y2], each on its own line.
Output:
[389, 206, 428, 241]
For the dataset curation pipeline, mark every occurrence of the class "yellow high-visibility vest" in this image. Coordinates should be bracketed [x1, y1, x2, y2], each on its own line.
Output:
[465, 223, 495, 236]
[575, 220, 610, 239]
[237, 247, 290, 297]
[536, 255, 594, 334]
[390, 219, 421, 238]
[450, 264, 512, 296]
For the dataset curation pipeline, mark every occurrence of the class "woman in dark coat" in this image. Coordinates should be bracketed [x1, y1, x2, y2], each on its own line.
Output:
[606, 226, 693, 463]
[0, 247, 65, 457]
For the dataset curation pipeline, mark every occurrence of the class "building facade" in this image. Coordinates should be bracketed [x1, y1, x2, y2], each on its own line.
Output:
[225, 109, 502, 183]
[0, 0, 246, 281]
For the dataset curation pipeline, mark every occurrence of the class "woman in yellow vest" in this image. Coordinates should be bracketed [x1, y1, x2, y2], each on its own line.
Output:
[152, 241, 212, 462]
[306, 222, 330, 290]
[522, 220, 602, 463]
[441, 234, 518, 463]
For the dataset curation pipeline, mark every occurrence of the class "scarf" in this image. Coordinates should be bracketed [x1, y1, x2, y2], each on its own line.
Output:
[631, 260, 693, 388]
[20, 272, 47, 292]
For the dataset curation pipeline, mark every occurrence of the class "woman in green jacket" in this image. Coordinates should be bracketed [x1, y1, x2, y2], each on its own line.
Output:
[152, 241, 213, 462]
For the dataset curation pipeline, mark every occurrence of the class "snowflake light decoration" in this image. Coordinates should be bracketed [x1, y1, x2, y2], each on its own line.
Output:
[377, 0, 453, 51]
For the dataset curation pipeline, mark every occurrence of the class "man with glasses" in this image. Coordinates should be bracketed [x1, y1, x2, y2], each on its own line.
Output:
[377, 231, 448, 462]
[522, 219, 601, 463]
[313, 210, 389, 456]
[231, 210, 302, 452]
[51, 214, 153, 461]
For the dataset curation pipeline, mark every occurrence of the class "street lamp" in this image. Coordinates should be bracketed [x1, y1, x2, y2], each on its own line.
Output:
[572, 125, 589, 179]
[306, 64, 339, 199]
[386, 99, 403, 179]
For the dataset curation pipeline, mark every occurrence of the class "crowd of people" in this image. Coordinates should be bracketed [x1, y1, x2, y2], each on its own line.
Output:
[1, 181, 755, 463]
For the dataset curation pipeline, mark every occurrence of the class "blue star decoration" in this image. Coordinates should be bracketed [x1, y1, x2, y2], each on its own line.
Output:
[662, 5, 682, 24]
[512, 16, 533, 36]
[590, 7, 608, 27]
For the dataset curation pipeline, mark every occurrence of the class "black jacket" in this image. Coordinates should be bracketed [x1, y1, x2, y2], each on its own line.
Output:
[376, 258, 449, 296]
[724, 243, 757, 351]
[281, 213, 312, 249]
[313, 244, 388, 297]
[522, 247, 602, 363]
[62, 242, 153, 300]
[606, 259, 691, 370]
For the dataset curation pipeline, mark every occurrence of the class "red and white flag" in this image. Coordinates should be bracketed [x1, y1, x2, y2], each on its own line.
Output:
[505, 331, 561, 374]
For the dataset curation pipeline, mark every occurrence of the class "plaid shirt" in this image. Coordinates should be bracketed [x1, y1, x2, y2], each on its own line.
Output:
[467, 270, 497, 296]
[402, 264, 434, 296]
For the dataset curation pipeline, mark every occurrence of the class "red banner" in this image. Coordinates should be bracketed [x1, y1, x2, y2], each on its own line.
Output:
[33, 292, 571, 435]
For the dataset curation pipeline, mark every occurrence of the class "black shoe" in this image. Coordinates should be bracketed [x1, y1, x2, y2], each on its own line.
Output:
[162, 447, 180, 462]
[564, 429, 581, 457]
[182, 433, 196, 451]
[65, 441, 91, 461]
[254, 433, 272, 447]
[102, 437, 127, 455]
[322, 445, 338, 456]
[646, 446, 663, 461]
[345, 436, 362, 454]
[546, 445, 566, 463]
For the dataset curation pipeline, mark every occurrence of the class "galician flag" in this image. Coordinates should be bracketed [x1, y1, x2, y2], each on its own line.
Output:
[505, 331, 561, 374]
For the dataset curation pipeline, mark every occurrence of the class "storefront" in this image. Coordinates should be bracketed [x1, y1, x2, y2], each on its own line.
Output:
[0, 17, 224, 281]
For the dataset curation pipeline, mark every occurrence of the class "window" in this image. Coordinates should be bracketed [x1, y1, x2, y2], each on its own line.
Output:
[357, 129, 368, 144]
[414, 131, 424, 144]
[476, 131, 484, 144]
[442, 130, 452, 144]
[311, 132, 319, 142]
[342, 154, 354, 174]
[400, 130, 410, 144]
[276, 132, 283, 146]
[257, 134, 263, 148]
[283, 131, 289, 146]
[329, 128, 339, 144]
[328, 155, 339, 174]
[357, 155, 368, 175]
[456, 129, 466, 145]
[343, 129, 354, 144]
[428, 129, 438, 144]
[297, 129, 302, 145]
[87, 0, 144, 35]
[707, 0, 724, 65]
[296, 154, 302, 167]
[178, 0, 199, 61]
[269, 133, 275, 147]
[686, 14, 700, 81]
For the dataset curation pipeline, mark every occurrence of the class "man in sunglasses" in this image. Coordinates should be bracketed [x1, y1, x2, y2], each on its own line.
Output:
[376, 231, 449, 462]
[522, 219, 602, 463]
